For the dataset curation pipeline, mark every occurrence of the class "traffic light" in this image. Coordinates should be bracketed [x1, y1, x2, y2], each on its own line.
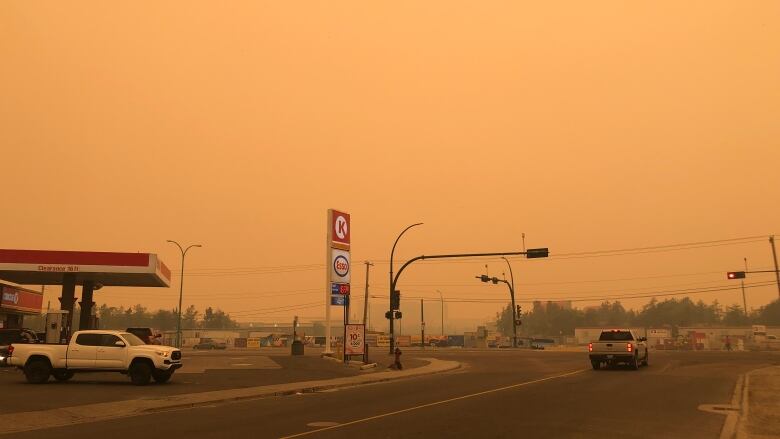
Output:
[479, 275, 490, 283]
[516, 305, 522, 318]
[526, 248, 549, 259]
[385, 311, 393, 319]
[491, 277, 499, 284]
[394, 311, 403, 319]
[390, 290, 401, 310]
[727, 271, 746, 280]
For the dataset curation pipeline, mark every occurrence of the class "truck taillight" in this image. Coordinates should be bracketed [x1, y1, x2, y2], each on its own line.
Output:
[627, 343, 633, 352]
[7, 345, 13, 356]
[588, 343, 593, 352]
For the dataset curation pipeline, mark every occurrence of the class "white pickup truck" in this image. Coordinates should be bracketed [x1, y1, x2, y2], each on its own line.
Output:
[588, 329, 649, 370]
[6, 330, 182, 385]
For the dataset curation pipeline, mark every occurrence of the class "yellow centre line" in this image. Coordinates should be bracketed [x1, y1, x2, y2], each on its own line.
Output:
[279, 368, 588, 439]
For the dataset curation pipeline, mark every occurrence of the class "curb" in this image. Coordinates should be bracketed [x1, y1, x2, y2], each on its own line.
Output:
[0, 358, 460, 435]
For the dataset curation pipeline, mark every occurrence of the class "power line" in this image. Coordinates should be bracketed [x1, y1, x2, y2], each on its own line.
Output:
[166, 235, 768, 276]
[370, 281, 776, 304]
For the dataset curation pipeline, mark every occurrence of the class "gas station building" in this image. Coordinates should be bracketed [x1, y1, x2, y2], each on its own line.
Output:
[0, 249, 171, 338]
[0, 281, 44, 329]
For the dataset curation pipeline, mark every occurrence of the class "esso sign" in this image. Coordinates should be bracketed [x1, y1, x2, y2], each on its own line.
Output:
[331, 249, 351, 283]
[334, 256, 349, 277]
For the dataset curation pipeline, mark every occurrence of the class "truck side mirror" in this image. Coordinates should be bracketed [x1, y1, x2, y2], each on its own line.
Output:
[115, 341, 126, 347]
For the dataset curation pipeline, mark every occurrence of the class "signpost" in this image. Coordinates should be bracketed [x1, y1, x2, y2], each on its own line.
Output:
[325, 209, 351, 355]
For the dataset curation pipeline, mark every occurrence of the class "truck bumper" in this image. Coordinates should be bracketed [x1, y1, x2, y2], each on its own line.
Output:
[160, 360, 183, 371]
[589, 354, 634, 363]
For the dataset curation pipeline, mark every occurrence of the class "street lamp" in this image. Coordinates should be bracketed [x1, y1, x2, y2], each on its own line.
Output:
[167, 240, 202, 348]
[389, 222, 423, 354]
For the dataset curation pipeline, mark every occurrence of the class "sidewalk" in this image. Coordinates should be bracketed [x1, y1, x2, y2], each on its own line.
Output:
[0, 357, 460, 435]
[739, 366, 780, 439]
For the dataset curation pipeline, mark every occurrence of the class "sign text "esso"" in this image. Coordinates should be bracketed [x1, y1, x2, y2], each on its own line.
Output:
[333, 255, 349, 277]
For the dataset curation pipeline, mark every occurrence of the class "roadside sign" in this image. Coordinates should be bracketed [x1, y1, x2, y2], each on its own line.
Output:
[332, 210, 351, 246]
[331, 283, 350, 295]
[345, 324, 365, 355]
[331, 294, 348, 306]
[331, 249, 351, 283]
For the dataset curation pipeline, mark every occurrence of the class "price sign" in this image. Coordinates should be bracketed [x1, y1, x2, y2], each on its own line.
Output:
[344, 324, 365, 355]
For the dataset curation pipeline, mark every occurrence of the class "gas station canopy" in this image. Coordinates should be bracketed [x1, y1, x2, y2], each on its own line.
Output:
[0, 249, 171, 287]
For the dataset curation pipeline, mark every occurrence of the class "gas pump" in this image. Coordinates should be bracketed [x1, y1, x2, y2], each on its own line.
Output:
[45, 310, 70, 344]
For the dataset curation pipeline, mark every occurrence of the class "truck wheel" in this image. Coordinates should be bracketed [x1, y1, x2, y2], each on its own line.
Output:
[591, 360, 601, 370]
[152, 369, 173, 383]
[641, 351, 649, 367]
[129, 361, 152, 385]
[630, 354, 639, 370]
[52, 370, 74, 382]
[24, 359, 51, 384]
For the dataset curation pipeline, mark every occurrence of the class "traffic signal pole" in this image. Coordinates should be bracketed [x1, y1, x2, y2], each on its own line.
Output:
[390, 248, 548, 354]
[501, 257, 518, 348]
[420, 299, 425, 350]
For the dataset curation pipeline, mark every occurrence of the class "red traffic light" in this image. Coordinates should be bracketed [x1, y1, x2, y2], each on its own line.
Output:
[727, 271, 746, 279]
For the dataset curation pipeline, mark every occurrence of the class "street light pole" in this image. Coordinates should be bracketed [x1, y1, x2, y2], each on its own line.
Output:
[389, 223, 423, 354]
[501, 257, 518, 348]
[167, 240, 202, 348]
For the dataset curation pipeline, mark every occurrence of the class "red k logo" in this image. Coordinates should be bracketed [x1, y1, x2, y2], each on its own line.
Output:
[332, 210, 350, 245]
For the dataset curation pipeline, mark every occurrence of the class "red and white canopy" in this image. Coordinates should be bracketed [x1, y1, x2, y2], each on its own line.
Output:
[0, 249, 171, 287]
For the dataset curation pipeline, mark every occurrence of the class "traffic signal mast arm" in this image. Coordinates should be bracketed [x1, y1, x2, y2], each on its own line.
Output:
[727, 269, 779, 279]
[392, 250, 546, 288]
[389, 248, 548, 353]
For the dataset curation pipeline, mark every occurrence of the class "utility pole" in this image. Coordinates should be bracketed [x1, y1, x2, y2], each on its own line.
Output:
[437, 290, 444, 338]
[770, 236, 780, 299]
[742, 258, 749, 317]
[362, 261, 373, 325]
[420, 299, 425, 350]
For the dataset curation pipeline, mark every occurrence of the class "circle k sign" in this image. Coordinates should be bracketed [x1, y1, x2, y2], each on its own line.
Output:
[331, 210, 350, 245]
[331, 249, 351, 282]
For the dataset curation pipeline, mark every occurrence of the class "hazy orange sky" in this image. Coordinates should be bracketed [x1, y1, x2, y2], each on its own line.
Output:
[2, 2, 779, 330]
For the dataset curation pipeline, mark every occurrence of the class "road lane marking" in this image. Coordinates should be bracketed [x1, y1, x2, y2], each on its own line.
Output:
[307, 422, 340, 427]
[280, 368, 588, 439]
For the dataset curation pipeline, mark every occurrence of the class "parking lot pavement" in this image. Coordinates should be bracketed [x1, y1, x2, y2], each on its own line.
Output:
[0, 348, 427, 415]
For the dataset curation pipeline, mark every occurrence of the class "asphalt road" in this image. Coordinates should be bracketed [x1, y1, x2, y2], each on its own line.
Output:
[8, 350, 780, 439]
[0, 347, 422, 414]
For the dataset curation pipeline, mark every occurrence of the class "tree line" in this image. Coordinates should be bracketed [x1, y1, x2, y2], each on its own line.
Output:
[495, 298, 780, 337]
[24, 304, 239, 331]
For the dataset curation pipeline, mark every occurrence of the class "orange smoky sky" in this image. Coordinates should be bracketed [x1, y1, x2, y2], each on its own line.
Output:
[1, 1, 779, 328]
